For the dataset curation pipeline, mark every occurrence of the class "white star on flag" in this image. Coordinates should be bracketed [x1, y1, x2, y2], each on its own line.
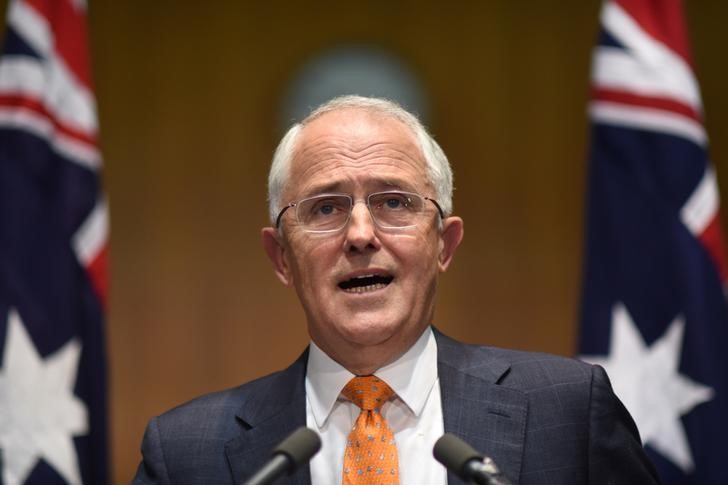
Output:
[0, 308, 88, 485]
[581, 302, 714, 473]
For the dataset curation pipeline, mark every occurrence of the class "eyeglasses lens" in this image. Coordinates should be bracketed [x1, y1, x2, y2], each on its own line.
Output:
[296, 192, 427, 232]
[368, 192, 424, 228]
[296, 195, 351, 232]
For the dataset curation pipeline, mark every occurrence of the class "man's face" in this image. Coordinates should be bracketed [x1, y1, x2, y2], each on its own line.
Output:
[262, 108, 463, 373]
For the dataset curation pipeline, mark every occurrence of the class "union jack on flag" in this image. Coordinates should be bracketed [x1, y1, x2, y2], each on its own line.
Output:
[0, 0, 109, 484]
[579, 0, 728, 483]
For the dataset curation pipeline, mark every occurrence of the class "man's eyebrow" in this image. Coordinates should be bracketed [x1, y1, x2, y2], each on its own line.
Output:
[307, 181, 343, 195]
[369, 179, 419, 193]
[379, 179, 415, 190]
[304, 179, 416, 196]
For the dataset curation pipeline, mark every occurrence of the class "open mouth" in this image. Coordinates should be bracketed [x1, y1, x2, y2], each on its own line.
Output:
[338, 274, 394, 293]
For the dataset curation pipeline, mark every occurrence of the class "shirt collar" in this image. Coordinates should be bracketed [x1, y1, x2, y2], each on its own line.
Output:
[305, 326, 438, 428]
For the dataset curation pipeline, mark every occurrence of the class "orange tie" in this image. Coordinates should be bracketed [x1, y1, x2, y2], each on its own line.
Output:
[341, 376, 399, 485]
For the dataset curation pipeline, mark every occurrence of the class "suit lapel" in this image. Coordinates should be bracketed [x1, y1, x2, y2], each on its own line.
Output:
[224, 350, 311, 485]
[435, 330, 527, 484]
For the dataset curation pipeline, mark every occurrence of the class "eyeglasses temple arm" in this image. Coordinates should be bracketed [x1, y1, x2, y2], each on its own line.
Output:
[427, 198, 445, 219]
[275, 204, 295, 228]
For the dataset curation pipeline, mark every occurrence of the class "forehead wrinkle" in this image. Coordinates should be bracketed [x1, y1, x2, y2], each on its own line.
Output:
[294, 141, 424, 179]
[295, 137, 421, 163]
[293, 142, 424, 175]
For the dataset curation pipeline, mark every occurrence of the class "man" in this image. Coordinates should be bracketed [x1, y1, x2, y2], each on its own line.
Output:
[133, 96, 659, 484]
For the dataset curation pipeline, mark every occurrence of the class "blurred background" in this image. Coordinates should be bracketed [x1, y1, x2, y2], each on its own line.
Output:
[2, 1, 728, 483]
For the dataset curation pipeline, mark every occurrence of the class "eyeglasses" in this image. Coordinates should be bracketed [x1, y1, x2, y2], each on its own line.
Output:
[275, 191, 445, 233]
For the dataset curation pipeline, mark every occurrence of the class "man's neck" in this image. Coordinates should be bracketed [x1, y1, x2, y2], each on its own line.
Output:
[313, 326, 429, 375]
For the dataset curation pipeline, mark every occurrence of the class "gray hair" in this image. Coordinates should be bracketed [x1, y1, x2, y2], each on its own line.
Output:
[267, 95, 454, 223]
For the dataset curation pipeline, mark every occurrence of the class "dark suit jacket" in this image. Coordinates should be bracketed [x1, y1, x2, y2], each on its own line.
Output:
[133, 329, 659, 484]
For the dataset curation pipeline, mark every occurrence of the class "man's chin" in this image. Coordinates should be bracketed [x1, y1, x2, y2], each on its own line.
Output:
[315, 312, 396, 345]
[337, 313, 427, 351]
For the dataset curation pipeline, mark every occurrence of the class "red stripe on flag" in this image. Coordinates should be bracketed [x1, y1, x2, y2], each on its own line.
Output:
[698, 212, 728, 284]
[24, 0, 92, 89]
[591, 87, 703, 124]
[0, 94, 97, 146]
[615, 0, 692, 65]
[86, 243, 108, 309]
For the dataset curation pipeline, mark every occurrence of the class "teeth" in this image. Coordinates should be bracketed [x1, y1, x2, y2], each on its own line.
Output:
[344, 283, 387, 293]
[338, 273, 393, 292]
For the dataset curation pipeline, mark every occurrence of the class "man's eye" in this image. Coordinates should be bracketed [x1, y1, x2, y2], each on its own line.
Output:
[310, 199, 344, 217]
[318, 204, 335, 215]
[380, 195, 413, 210]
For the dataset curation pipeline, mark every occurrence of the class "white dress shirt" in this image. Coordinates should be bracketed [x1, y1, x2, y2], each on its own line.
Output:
[306, 327, 447, 484]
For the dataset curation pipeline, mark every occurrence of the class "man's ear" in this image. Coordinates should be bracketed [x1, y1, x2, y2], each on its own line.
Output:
[261, 227, 293, 286]
[438, 216, 464, 272]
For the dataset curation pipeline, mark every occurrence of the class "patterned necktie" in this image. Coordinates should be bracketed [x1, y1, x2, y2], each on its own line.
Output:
[341, 375, 399, 485]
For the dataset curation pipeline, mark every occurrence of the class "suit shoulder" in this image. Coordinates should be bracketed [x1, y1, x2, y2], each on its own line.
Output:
[436, 330, 595, 390]
[153, 365, 297, 438]
[134, 357, 308, 483]
[491, 346, 595, 389]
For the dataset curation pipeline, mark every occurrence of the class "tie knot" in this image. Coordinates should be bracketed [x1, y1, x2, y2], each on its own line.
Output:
[341, 375, 394, 411]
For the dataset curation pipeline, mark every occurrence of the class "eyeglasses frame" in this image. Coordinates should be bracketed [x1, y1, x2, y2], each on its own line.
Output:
[274, 190, 445, 233]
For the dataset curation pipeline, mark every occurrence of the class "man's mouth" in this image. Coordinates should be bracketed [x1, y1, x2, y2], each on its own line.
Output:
[338, 274, 394, 294]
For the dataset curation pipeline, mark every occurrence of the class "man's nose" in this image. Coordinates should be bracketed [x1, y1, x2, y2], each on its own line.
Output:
[344, 201, 379, 252]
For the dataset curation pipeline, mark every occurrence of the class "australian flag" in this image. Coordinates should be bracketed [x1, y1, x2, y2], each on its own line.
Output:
[579, 0, 728, 483]
[0, 0, 109, 484]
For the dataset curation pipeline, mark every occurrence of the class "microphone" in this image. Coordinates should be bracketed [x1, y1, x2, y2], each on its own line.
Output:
[242, 427, 321, 485]
[433, 433, 512, 485]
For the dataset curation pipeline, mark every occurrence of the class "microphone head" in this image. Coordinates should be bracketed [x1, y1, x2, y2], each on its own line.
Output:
[433, 433, 483, 479]
[273, 427, 322, 470]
